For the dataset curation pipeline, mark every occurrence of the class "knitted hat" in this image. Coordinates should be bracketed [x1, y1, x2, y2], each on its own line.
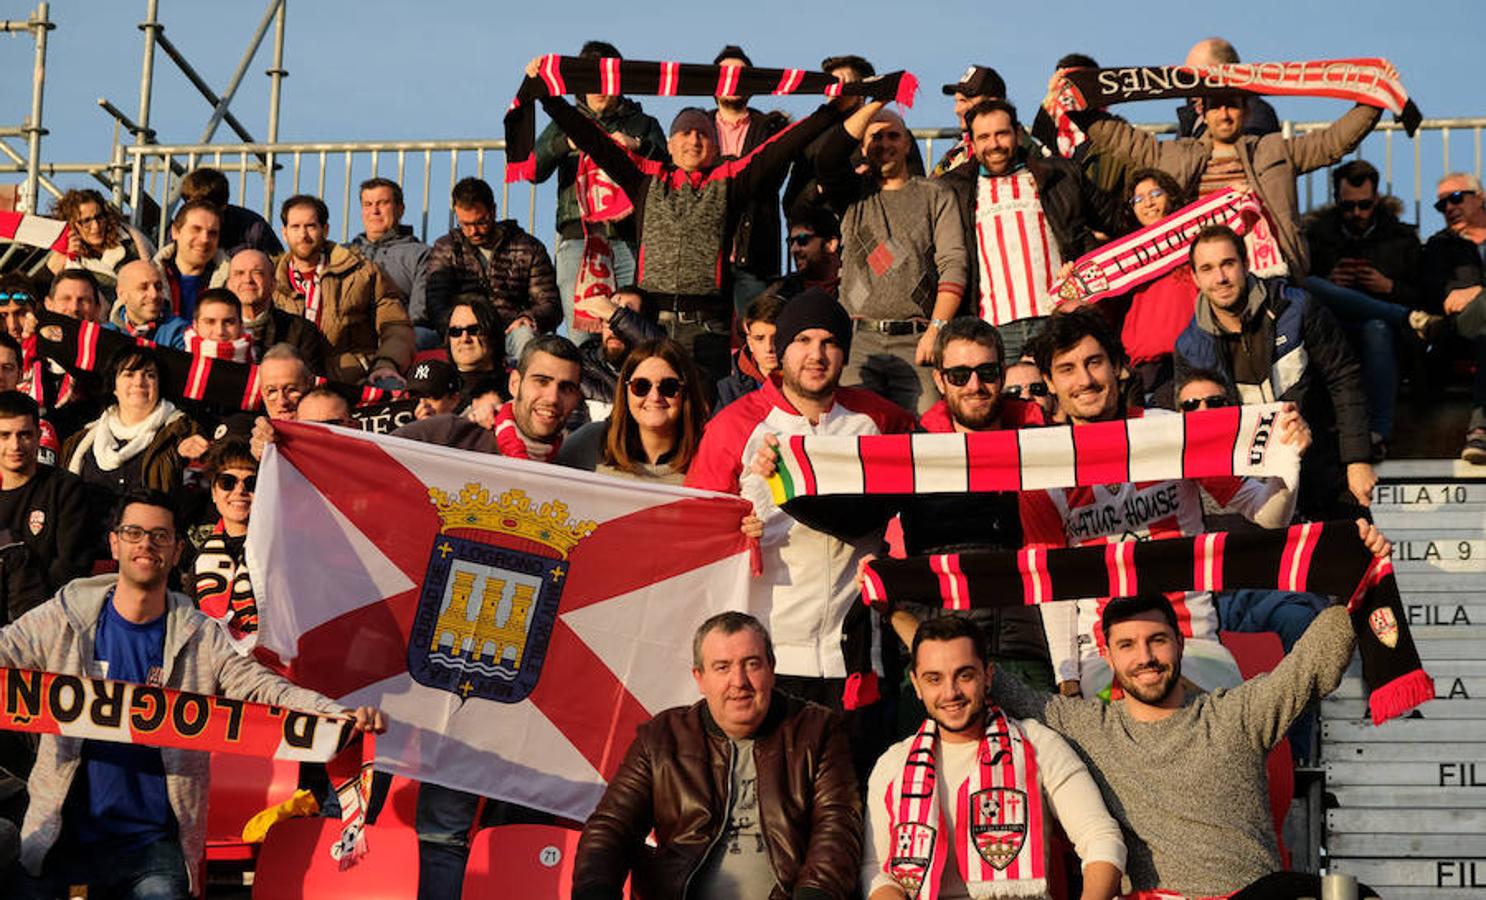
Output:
[772, 288, 853, 359]
[669, 107, 717, 141]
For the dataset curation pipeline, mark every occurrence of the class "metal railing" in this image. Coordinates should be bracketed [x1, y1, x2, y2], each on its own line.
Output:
[104, 115, 1486, 253]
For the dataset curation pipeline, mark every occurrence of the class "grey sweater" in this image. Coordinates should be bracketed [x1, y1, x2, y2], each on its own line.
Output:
[835, 177, 968, 320]
[0, 575, 349, 890]
[991, 604, 1354, 897]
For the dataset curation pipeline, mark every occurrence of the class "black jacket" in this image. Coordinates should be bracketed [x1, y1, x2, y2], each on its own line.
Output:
[0, 465, 89, 616]
[1305, 203, 1423, 309]
[1421, 226, 1486, 314]
[532, 96, 669, 241]
[717, 106, 791, 280]
[251, 306, 334, 377]
[940, 150, 1103, 314]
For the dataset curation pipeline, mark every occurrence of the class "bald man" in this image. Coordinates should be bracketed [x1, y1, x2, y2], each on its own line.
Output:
[105, 259, 188, 349]
[1175, 37, 1281, 139]
[815, 100, 967, 414]
[227, 249, 333, 374]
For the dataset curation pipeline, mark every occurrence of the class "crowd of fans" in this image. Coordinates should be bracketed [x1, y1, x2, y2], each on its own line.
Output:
[0, 32, 1478, 900]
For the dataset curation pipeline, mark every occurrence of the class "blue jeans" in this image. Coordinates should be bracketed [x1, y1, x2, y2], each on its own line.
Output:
[555, 237, 638, 346]
[415, 782, 557, 900]
[12, 837, 190, 899]
[1217, 589, 1327, 760]
[1304, 276, 1401, 438]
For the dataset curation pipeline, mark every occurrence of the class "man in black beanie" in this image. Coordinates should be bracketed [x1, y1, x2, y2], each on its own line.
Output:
[687, 288, 916, 778]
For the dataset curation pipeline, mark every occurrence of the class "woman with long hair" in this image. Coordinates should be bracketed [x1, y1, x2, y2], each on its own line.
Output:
[1113, 167, 1198, 404]
[557, 338, 708, 483]
[45, 189, 156, 302]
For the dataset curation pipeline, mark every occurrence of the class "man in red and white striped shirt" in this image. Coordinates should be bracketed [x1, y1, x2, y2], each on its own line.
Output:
[941, 100, 1101, 362]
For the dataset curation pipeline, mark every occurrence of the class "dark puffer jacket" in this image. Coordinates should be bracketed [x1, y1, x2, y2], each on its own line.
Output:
[573, 693, 861, 900]
[1304, 199, 1422, 309]
[423, 222, 561, 334]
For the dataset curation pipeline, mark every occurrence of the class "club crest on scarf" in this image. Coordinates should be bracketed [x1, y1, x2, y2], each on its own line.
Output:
[970, 787, 1028, 869]
[889, 822, 936, 898]
[1369, 606, 1399, 649]
[407, 484, 596, 703]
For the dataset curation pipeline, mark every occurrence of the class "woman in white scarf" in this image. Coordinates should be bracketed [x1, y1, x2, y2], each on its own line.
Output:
[62, 345, 201, 503]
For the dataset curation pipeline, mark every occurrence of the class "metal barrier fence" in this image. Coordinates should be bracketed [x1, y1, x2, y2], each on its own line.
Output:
[70, 115, 1486, 250]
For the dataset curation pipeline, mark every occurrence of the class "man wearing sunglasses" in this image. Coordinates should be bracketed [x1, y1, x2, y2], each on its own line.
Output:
[0, 489, 386, 897]
[1303, 160, 1435, 460]
[1421, 172, 1486, 463]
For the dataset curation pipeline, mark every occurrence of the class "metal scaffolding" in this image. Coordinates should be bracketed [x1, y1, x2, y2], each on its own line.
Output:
[1, 2, 53, 214]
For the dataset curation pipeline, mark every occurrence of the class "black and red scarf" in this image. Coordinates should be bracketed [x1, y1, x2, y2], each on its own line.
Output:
[504, 55, 919, 182]
[860, 521, 1432, 725]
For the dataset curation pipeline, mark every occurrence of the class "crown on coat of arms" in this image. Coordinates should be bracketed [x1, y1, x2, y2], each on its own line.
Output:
[428, 483, 596, 559]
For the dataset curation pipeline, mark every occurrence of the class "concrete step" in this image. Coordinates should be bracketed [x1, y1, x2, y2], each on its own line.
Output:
[1329, 857, 1486, 891]
[1325, 741, 1486, 763]
[1326, 760, 1486, 786]
[1330, 832, 1486, 857]
[1331, 674, 1485, 700]
[1376, 460, 1486, 480]
[1322, 697, 1486, 719]
[1329, 785, 1486, 807]
[1371, 480, 1486, 511]
[1323, 718, 1486, 743]
[1327, 808, 1486, 833]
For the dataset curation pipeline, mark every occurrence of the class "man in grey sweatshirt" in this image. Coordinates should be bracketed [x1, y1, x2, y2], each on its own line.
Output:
[990, 520, 1389, 899]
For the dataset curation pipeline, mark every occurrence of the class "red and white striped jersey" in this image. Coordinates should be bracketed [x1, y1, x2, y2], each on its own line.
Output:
[974, 170, 1064, 326]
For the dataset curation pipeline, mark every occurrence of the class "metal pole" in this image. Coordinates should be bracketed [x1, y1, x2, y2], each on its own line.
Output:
[199, 0, 280, 145]
[22, 2, 52, 214]
[131, 0, 162, 226]
[263, 0, 287, 215]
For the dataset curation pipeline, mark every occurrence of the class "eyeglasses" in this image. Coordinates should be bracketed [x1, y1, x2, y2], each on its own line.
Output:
[1434, 190, 1477, 213]
[448, 324, 483, 339]
[1179, 395, 1232, 412]
[628, 376, 684, 399]
[262, 385, 306, 402]
[787, 232, 819, 247]
[939, 362, 1003, 387]
[0, 292, 34, 307]
[213, 473, 257, 494]
[113, 525, 177, 547]
[1338, 199, 1375, 213]
[1129, 188, 1166, 206]
[1002, 382, 1048, 399]
[75, 213, 107, 227]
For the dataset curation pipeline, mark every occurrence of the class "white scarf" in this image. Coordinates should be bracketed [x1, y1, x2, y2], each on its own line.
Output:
[884, 710, 1046, 899]
[70, 399, 181, 473]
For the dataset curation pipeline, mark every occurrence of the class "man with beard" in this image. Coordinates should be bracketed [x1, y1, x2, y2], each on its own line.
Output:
[151, 200, 230, 321]
[817, 100, 967, 414]
[766, 208, 843, 301]
[1024, 310, 1309, 699]
[863, 615, 1124, 900]
[990, 549, 1388, 899]
[106, 260, 187, 350]
[940, 100, 1100, 362]
[688, 289, 915, 776]
[573, 285, 663, 420]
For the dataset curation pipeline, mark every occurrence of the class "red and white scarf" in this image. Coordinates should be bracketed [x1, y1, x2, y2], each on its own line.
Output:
[885, 711, 1046, 899]
[492, 401, 561, 461]
[287, 258, 327, 328]
[183, 326, 256, 363]
[194, 525, 258, 654]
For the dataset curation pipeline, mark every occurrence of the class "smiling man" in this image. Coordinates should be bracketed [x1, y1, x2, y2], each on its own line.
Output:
[1421, 172, 1486, 463]
[863, 616, 1124, 900]
[106, 260, 188, 350]
[573, 611, 861, 900]
[152, 200, 230, 321]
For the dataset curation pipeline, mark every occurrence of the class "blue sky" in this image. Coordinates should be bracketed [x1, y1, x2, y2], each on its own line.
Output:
[6, 0, 1479, 240]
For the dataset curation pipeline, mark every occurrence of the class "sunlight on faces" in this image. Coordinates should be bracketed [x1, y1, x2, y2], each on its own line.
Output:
[1046, 334, 1118, 425]
[692, 627, 774, 740]
[296, 393, 352, 425]
[863, 112, 910, 176]
[1190, 236, 1248, 312]
[110, 501, 182, 590]
[117, 261, 166, 326]
[744, 320, 778, 379]
[212, 464, 256, 531]
[933, 338, 1003, 430]
[668, 128, 717, 172]
[227, 251, 273, 312]
[970, 109, 1017, 176]
[1107, 612, 1185, 706]
[73, 200, 108, 248]
[508, 352, 581, 441]
[1199, 95, 1246, 143]
[1438, 175, 1485, 233]
[911, 636, 990, 739]
[282, 205, 327, 264]
[114, 361, 161, 420]
[780, 328, 844, 402]
[359, 185, 403, 240]
[1337, 179, 1378, 232]
[788, 224, 833, 274]
[447, 304, 491, 371]
[0, 414, 37, 479]
[194, 299, 243, 342]
[0, 343, 19, 393]
[259, 358, 311, 420]
[626, 355, 684, 434]
[601, 290, 644, 364]
[45, 278, 99, 321]
[1130, 177, 1172, 227]
[1177, 378, 1227, 409]
[172, 208, 221, 271]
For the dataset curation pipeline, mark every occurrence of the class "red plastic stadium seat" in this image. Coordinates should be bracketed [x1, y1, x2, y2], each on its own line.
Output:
[205, 754, 300, 863]
[371, 775, 420, 829]
[251, 815, 420, 899]
[463, 823, 619, 900]
[1219, 630, 1294, 868]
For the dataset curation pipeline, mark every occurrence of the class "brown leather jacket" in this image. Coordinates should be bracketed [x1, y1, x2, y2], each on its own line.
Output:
[573, 693, 861, 900]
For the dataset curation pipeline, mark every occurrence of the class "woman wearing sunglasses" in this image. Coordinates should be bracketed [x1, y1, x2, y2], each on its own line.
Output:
[444, 295, 510, 411]
[558, 338, 707, 483]
[44, 189, 156, 303]
[1110, 168, 1197, 406]
[187, 438, 260, 645]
